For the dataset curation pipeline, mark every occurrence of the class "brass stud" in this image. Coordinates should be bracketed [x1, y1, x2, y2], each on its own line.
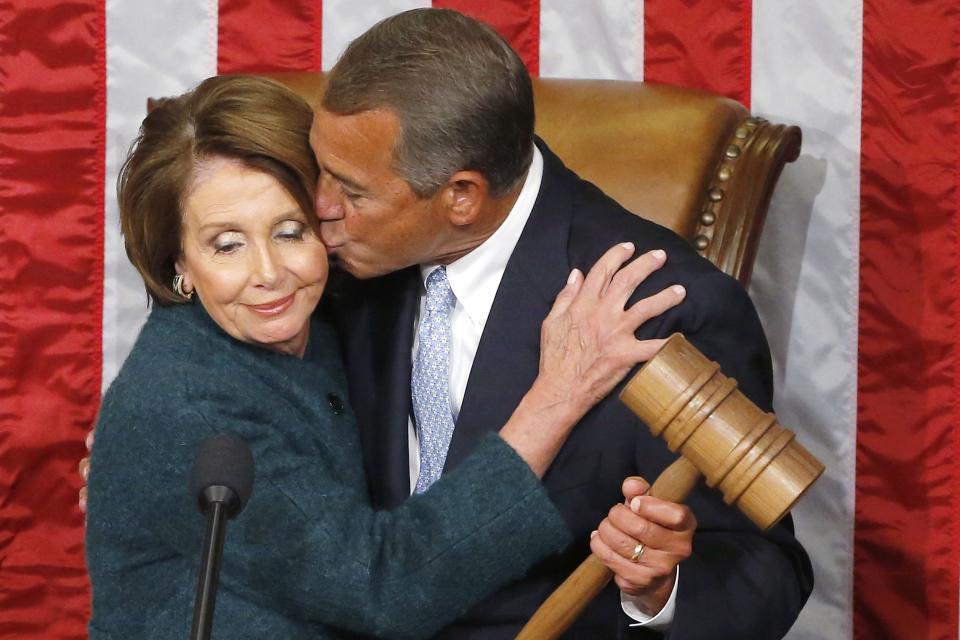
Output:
[701, 211, 716, 226]
[694, 235, 710, 251]
[718, 166, 733, 181]
[709, 187, 724, 202]
[725, 144, 741, 159]
[735, 127, 749, 139]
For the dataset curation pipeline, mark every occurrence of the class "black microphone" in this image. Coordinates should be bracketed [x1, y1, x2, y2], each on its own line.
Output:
[188, 433, 255, 640]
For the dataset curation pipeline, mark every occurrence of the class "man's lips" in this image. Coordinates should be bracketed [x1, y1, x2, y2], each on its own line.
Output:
[246, 292, 296, 316]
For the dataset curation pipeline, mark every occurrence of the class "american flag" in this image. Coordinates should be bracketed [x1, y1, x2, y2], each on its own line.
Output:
[2, 1, 957, 638]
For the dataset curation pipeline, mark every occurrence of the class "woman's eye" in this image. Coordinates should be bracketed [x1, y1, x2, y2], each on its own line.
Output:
[275, 220, 306, 241]
[213, 232, 244, 254]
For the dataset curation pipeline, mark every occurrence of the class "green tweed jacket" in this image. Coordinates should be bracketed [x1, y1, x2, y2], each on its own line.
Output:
[86, 302, 570, 639]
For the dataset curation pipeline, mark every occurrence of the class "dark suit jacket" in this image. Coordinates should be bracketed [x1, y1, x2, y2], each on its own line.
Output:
[332, 141, 813, 639]
[86, 302, 570, 640]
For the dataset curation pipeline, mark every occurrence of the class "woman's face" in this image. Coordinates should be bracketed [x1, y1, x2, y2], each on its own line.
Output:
[176, 158, 327, 357]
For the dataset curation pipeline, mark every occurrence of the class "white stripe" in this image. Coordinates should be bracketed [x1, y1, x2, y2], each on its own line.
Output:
[321, 0, 429, 71]
[103, 0, 218, 389]
[540, 0, 642, 80]
[749, 2, 863, 638]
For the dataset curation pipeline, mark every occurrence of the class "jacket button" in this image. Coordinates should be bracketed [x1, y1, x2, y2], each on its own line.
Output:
[327, 393, 344, 415]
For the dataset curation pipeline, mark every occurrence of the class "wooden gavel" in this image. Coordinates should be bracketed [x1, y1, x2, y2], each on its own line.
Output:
[516, 334, 824, 639]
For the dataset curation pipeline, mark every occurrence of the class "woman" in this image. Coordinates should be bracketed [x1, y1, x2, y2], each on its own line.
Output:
[85, 75, 678, 639]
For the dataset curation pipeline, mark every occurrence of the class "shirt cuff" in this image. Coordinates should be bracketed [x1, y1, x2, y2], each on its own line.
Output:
[620, 567, 678, 632]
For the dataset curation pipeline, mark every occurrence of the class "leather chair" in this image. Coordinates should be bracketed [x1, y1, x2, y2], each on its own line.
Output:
[262, 72, 801, 286]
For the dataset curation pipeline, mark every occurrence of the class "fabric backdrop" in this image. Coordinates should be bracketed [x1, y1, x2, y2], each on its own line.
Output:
[2, 1, 958, 639]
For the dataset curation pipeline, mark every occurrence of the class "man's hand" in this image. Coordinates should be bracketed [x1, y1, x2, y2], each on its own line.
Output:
[78, 429, 94, 513]
[590, 476, 696, 616]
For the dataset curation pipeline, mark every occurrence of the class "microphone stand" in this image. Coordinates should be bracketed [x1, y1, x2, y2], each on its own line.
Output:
[190, 486, 235, 640]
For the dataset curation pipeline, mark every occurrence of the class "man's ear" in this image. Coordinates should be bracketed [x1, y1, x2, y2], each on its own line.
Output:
[441, 170, 488, 226]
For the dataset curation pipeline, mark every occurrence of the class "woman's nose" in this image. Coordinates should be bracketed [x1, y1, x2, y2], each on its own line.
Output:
[250, 243, 281, 286]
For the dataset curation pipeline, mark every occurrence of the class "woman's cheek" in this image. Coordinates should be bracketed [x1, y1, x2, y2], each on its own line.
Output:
[299, 242, 330, 287]
[206, 261, 252, 303]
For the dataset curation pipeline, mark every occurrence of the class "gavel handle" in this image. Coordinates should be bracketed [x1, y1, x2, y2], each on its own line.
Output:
[515, 456, 702, 640]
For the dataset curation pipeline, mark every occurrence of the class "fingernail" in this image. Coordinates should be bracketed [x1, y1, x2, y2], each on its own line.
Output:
[85, 431, 94, 450]
[651, 249, 666, 262]
[79, 497, 86, 512]
[620, 242, 635, 252]
[630, 496, 643, 513]
[567, 268, 581, 285]
[80, 464, 89, 481]
[590, 530, 598, 539]
[671, 285, 686, 298]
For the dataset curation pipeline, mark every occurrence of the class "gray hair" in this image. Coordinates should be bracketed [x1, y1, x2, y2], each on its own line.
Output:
[322, 8, 534, 198]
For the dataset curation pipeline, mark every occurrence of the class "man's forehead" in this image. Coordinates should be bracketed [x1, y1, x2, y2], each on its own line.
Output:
[310, 108, 399, 170]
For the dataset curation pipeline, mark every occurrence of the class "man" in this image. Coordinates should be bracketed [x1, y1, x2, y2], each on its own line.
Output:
[312, 8, 812, 639]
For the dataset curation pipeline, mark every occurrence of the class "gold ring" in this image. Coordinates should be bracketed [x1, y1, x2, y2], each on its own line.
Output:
[630, 543, 645, 563]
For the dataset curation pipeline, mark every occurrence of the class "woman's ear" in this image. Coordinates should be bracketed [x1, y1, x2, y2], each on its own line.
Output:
[174, 258, 194, 294]
[442, 170, 488, 226]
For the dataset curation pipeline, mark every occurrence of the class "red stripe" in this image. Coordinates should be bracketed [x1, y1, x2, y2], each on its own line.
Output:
[0, 2, 105, 638]
[856, 1, 960, 638]
[433, 0, 540, 76]
[218, 0, 322, 73]
[643, 0, 752, 107]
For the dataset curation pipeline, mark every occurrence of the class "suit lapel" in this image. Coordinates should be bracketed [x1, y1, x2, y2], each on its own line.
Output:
[444, 142, 575, 470]
[339, 267, 419, 509]
[376, 270, 418, 507]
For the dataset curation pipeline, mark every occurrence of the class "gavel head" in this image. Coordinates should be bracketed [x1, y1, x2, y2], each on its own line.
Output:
[619, 334, 824, 530]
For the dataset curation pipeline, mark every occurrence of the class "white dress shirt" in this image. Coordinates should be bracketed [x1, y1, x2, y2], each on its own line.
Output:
[408, 146, 677, 629]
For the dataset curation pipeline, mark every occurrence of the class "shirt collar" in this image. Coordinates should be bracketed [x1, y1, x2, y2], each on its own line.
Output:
[420, 146, 544, 328]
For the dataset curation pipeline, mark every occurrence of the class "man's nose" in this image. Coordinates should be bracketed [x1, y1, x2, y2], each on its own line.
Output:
[315, 174, 344, 221]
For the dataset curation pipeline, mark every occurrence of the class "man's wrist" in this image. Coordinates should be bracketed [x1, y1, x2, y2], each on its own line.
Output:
[621, 567, 679, 631]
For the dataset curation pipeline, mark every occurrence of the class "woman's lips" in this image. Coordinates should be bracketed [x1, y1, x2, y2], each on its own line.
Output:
[247, 292, 296, 316]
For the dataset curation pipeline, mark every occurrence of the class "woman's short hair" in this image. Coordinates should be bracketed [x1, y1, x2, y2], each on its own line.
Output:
[322, 8, 534, 199]
[119, 75, 318, 306]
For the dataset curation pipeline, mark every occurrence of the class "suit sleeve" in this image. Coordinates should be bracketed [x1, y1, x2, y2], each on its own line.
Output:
[93, 402, 570, 640]
[627, 270, 814, 640]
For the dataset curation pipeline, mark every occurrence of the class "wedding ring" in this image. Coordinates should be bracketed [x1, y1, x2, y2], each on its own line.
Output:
[630, 542, 645, 563]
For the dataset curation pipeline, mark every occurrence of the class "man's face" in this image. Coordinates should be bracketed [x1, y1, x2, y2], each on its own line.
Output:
[309, 107, 449, 279]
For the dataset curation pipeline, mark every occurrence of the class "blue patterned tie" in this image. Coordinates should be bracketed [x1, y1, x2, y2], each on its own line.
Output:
[412, 266, 457, 494]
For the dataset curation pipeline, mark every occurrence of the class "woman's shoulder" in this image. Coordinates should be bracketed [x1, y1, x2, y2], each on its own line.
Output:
[97, 302, 355, 453]
[107, 304, 227, 394]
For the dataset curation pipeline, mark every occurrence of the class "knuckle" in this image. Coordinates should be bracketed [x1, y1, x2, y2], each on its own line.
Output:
[650, 563, 673, 579]
[615, 576, 640, 594]
[599, 546, 618, 564]
[609, 270, 633, 293]
[664, 511, 685, 529]
[632, 518, 650, 539]
[629, 571, 651, 589]
[589, 536, 602, 555]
